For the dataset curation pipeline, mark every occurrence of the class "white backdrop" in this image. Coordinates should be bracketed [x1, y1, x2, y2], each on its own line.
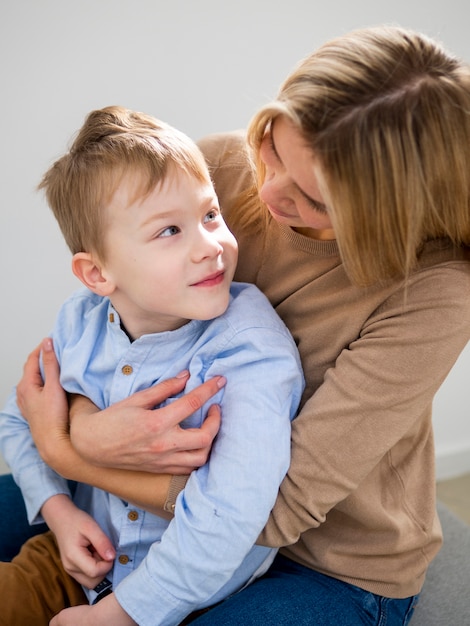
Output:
[1, 0, 469, 479]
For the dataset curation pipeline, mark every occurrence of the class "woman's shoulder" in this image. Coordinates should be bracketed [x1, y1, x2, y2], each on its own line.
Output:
[197, 130, 249, 169]
[415, 240, 470, 290]
[197, 130, 255, 204]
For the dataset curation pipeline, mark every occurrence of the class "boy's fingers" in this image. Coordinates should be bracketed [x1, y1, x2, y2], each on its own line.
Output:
[89, 534, 116, 564]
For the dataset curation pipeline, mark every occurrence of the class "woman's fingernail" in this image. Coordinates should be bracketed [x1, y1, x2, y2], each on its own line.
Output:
[216, 376, 227, 389]
[43, 337, 53, 352]
[176, 370, 190, 379]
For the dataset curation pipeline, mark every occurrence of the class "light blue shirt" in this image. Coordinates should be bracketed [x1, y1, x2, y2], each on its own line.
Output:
[0, 282, 303, 625]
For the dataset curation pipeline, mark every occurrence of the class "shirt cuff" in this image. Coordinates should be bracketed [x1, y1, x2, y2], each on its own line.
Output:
[163, 474, 190, 513]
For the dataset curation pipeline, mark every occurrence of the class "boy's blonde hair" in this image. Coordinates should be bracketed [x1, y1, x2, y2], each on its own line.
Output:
[39, 106, 211, 259]
[248, 26, 470, 285]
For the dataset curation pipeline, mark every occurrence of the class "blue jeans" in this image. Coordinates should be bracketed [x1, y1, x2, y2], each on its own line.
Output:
[190, 554, 420, 626]
[0, 473, 48, 561]
[0, 473, 419, 625]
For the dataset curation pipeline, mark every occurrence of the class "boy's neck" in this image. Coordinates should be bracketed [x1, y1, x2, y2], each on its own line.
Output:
[110, 299, 189, 341]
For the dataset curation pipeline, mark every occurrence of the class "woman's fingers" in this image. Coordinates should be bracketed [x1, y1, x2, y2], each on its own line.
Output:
[151, 375, 226, 430]
[16, 343, 43, 403]
[115, 373, 226, 416]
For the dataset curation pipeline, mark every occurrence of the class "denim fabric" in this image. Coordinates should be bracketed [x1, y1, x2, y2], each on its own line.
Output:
[189, 554, 420, 626]
[0, 473, 47, 562]
[0, 474, 79, 562]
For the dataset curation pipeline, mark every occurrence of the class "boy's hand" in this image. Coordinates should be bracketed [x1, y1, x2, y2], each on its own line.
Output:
[42, 495, 115, 589]
[50, 593, 137, 626]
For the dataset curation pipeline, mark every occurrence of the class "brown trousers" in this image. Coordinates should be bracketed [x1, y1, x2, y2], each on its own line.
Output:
[0, 531, 217, 626]
[0, 531, 87, 626]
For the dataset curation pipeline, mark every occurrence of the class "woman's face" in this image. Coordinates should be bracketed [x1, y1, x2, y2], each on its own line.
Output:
[259, 116, 334, 240]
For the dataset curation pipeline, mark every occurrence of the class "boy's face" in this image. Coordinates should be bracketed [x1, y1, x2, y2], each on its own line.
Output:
[100, 168, 238, 338]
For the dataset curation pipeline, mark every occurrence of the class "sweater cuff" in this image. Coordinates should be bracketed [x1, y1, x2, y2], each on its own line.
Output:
[163, 474, 190, 513]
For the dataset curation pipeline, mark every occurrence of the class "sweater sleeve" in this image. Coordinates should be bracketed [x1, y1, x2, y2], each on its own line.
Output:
[258, 260, 470, 547]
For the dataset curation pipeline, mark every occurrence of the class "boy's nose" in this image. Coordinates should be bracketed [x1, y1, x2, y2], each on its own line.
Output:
[191, 230, 223, 262]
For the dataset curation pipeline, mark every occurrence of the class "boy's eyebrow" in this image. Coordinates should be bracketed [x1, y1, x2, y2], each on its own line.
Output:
[139, 193, 217, 228]
[140, 210, 176, 228]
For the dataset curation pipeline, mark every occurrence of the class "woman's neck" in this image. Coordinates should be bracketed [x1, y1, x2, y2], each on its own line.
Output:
[293, 226, 336, 240]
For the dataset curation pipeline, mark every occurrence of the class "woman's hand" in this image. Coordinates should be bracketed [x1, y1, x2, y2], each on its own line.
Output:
[69, 380, 224, 474]
[18, 338, 224, 474]
[16, 339, 71, 468]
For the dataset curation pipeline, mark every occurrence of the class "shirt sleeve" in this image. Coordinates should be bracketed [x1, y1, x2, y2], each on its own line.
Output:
[114, 322, 304, 626]
[0, 295, 89, 524]
[0, 390, 70, 523]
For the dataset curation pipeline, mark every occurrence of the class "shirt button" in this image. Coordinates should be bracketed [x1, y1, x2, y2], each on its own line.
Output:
[128, 510, 139, 522]
[122, 365, 133, 375]
[118, 555, 129, 565]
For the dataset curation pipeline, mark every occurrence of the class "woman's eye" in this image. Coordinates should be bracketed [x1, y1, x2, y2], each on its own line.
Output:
[265, 131, 281, 161]
[268, 134, 279, 159]
[158, 225, 180, 238]
[308, 199, 328, 214]
[260, 132, 280, 166]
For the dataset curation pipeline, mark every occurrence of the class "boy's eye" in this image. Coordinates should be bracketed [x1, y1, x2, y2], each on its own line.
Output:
[204, 209, 219, 224]
[158, 225, 180, 238]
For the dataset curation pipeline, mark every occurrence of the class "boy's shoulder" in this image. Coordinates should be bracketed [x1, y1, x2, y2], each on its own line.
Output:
[54, 288, 108, 334]
[58, 287, 106, 314]
[225, 282, 288, 334]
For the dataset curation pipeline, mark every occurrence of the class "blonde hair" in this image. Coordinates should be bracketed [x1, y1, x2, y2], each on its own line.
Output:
[248, 26, 470, 285]
[39, 106, 210, 259]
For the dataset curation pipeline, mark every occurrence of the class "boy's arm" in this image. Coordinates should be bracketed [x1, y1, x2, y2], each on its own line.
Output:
[50, 593, 137, 626]
[114, 322, 304, 626]
[0, 389, 71, 525]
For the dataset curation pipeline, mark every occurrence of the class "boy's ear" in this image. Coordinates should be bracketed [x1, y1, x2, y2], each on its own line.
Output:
[72, 252, 115, 296]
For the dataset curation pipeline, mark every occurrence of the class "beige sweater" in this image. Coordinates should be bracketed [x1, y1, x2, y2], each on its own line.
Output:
[197, 130, 470, 598]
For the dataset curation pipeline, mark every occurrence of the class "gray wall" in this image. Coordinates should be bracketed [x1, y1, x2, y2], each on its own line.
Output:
[1, 0, 469, 479]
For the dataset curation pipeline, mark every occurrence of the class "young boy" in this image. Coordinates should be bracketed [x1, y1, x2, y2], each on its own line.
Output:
[0, 106, 303, 626]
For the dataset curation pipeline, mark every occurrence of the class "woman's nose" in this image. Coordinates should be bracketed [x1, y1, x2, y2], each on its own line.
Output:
[260, 173, 293, 208]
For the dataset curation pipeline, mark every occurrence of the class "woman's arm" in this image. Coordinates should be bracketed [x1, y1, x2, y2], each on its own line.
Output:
[17, 339, 224, 514]
[258, 264, 470, 547]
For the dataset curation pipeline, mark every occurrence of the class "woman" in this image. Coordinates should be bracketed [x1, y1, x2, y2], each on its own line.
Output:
[3, 25, 470, 626]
